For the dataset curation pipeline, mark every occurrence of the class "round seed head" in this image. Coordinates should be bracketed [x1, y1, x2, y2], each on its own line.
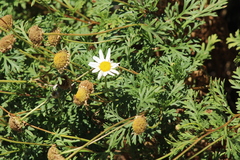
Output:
[132, 115, 147, 135]
[28, 25, 43, 46]
[48, 28, 61, 46]
[0, 15, 13, 32]
[53, 50, 70, 73]
[8, 115, 23, 132]
[79, 80, 94, 94]
[47, 144, 65, 160]
[0, 34, 16, 53]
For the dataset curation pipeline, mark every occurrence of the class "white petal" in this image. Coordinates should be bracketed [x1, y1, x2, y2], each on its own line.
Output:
[99, 49, 104, 60]
[93, 56, 101, 63]
[92, 68, 100, 73]
[97, 71, 103, 80]
[110, 69, 119, 75]
[103, 71, 108, 77]
[88, 62, 99, 68]
[107, 71, 114, 76]
[106, 48, 111, 61]
[111, 63, 119, 68]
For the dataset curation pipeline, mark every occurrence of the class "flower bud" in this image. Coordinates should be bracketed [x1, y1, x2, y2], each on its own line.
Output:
[53, 50, 70, 73]
[73, 80, 94, 106]
[132, 115, 147, 135]
[47, 28, 61, 46]
[175, 124, 181, 130]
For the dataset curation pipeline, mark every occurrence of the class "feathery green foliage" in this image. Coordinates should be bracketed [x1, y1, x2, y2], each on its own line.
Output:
[1, 0, 240, 159]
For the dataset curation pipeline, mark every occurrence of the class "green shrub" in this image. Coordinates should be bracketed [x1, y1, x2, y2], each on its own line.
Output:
[1, 0, 240, 159]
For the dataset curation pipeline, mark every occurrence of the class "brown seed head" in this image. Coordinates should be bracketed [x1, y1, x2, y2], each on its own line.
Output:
[132, 115, 147, 135]
[28, 25, 43, 46]
[79, 80, 94, 93]
[9, 115, 23, 132]
[48, 28, 61, 46]
[0, 15, 13, 32]
[0, 34, 16, 53]
[47, 144, 65, 160]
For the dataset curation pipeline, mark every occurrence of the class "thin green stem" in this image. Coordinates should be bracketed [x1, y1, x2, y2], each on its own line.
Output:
[113, 0, 133, 7]
[0, 150, 20, 156]
[0, 80, 30, 83]
[188, 136, 224, 160]
[44, 24, 142, 36]
[118, 66, 139, 75]
[104, 77, 109, 97]
[26, 122, 92, 144]
[0, 106, 11, 114]
[54, 0, 92, 22]
[0, 136, 50, 146]
[75, 69, 93, 81]
[21, 97, 50, 120]
[18, 49, 42, 61]
[63, 121, 131, 155]
[173, 114, 240, 160]
[65, 116, 134, 159]
[64, 38, 122, 44]
[156, 136, 198, 160]
[156, 152, 172, 160]
[71, 61, 88, 71]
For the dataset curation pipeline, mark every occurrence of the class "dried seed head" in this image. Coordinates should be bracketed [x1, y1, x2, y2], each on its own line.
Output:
[0, 15, 13, 32]
[73, 80, 94, 106]
[80, 80, 94, 93]
[59, 75, 72, 90]
[53, 50, 70, 73]
[47, 28, 61, 46]
[0, 34, 16, 53]
[28, 25, 43, 46]
[8, 115, 23, 132]
[47, 144, 65, 160]
[132, 115, 147, 135]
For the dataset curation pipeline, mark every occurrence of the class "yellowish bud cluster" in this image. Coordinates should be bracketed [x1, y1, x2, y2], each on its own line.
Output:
[47, 28, 61, 46]
[73, 80, 94, 106]
[132, 115, 147, 135]
[53, 50, 70, 73]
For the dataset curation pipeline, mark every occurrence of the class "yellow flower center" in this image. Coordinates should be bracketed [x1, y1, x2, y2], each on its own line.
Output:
[99, 61, 111, 72]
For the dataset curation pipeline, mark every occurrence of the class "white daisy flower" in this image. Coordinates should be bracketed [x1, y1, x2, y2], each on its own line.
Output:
[88, 48, 119, 80]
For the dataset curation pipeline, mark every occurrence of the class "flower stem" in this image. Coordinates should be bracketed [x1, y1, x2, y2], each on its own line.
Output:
[43, 24, 142, 36]
[118, 66, 139, 75]
[21, 97, 50, 120]
[104, 77, 109, 97]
